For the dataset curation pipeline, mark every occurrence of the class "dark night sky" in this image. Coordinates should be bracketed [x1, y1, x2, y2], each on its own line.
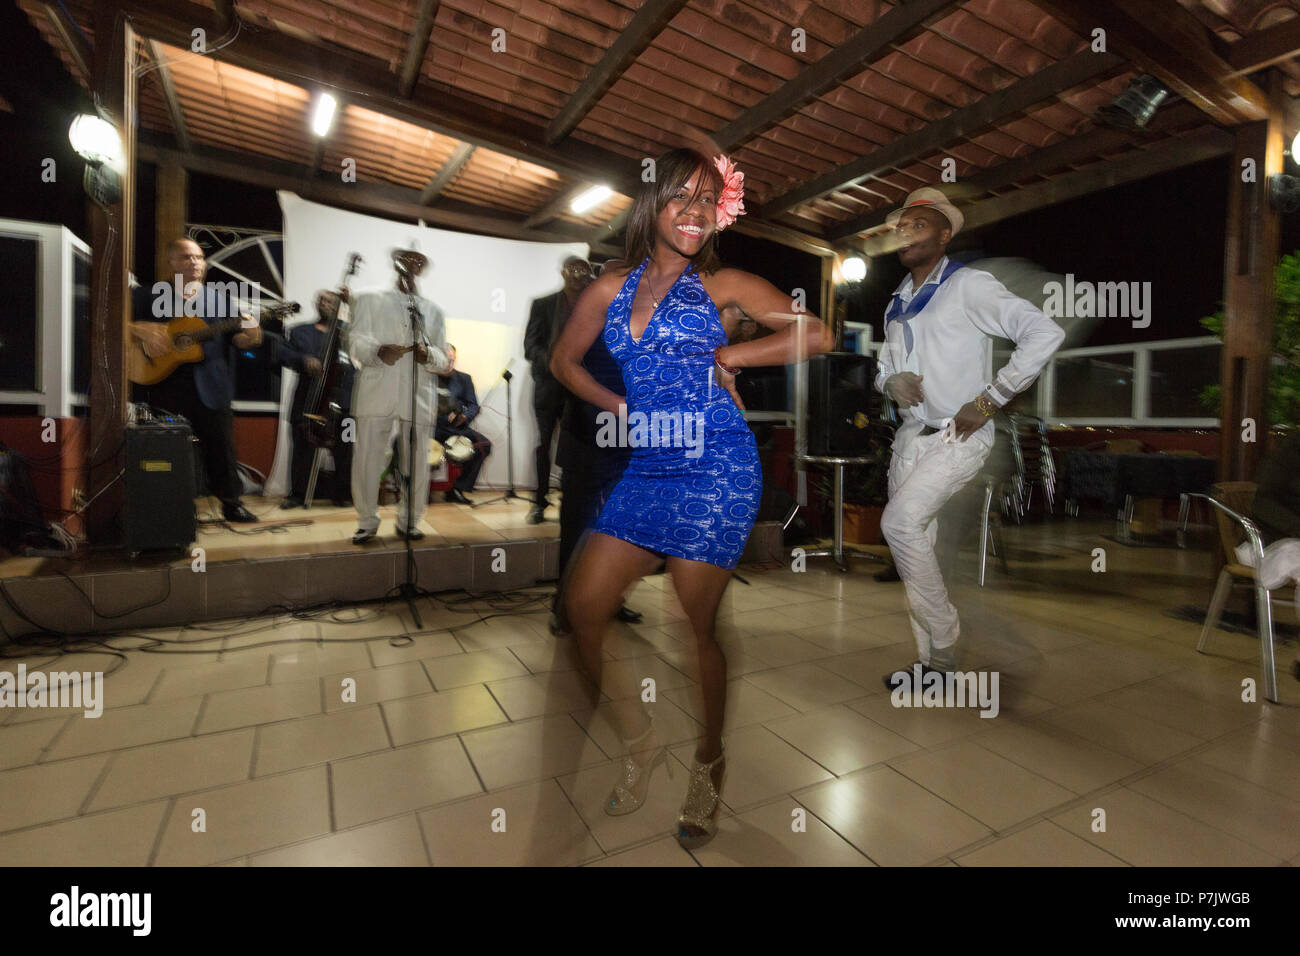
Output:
[4, 0, 1298, 352]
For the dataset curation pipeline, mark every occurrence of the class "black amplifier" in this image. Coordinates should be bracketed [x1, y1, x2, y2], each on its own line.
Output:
[124, 420, 196, 556]
[806, 352, 878, 457]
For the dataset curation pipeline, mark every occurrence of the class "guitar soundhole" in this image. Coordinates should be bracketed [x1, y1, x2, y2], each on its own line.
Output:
[174, 335, 192, 349]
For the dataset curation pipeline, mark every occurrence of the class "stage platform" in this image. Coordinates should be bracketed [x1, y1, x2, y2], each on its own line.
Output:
[0, 495, 784, 639]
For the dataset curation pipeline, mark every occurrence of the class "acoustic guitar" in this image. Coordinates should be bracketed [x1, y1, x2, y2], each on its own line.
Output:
[128, 302, 300, 385]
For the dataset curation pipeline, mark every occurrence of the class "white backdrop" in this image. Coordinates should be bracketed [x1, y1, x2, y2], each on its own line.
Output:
[266, 191, 588, 496]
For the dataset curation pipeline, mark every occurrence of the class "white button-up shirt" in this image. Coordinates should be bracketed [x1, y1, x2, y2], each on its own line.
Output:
[874, 256, 1064, 435]
[349, 288, 451, 424]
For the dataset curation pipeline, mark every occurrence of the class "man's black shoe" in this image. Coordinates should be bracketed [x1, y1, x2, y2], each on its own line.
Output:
[223, 503, 259, 523]
[615, 606, 643, 623]
[397, 528, 426, 541]
[444, 489, 473, 505]
[352, 529, 377, 545]
[883, 661, 941, 691]
[280, 497, 304, 510]
[874, 564, 901, 582]
[526, 506, 546, 524]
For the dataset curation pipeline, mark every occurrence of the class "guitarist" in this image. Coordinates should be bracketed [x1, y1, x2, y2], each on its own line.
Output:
[128, 237, 263, 523]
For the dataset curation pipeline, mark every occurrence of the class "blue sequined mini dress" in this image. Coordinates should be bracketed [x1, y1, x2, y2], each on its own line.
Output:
[592, 259, 761, 569]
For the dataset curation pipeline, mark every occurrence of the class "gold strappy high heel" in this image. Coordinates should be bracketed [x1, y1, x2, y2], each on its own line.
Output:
[605, 721, 672, 816]
[675, 749, 725, 849]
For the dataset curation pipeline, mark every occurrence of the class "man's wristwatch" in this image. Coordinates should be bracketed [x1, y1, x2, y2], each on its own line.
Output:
[974, 392, 997, 417]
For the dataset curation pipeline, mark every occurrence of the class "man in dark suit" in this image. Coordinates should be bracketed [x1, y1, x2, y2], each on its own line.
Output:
[523, 256, 593, 523]
[435, 345, 491, 504]
[551, 268, 641, 633]
[128, 237, 264, 523]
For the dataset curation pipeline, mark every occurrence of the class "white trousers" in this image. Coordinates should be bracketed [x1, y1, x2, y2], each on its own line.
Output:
[352, 415, 433, 534]
[881, 421, 990, 665]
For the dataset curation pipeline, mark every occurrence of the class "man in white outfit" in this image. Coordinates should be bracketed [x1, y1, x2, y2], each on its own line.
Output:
[875, 188, 1064, 678]
[349, 249, 451, 545]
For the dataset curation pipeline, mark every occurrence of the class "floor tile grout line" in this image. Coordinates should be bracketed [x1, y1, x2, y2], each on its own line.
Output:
[933, 715, 1295, 864]
[145, 796, 176, 867]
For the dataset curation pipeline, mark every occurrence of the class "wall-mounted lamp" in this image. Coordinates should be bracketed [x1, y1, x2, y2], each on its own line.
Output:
[68, 113, 124, 205]
[841, 255, 867, 283]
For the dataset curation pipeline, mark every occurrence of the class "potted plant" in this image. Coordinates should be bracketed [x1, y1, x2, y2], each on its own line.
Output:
[1199, 251, 1300, 428]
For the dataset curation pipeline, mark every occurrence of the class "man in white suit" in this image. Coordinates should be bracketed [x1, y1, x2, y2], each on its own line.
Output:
[348, 249, 451, 545]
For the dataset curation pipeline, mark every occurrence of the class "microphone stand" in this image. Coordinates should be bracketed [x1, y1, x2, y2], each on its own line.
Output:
[471, 367, 526, 509]
[397, 286, 425, 630]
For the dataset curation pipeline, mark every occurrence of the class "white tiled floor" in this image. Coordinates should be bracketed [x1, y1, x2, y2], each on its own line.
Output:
[2, 518, 1299, 865]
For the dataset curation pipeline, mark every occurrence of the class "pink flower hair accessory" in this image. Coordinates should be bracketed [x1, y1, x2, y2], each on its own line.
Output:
[714, 154, 746, 231]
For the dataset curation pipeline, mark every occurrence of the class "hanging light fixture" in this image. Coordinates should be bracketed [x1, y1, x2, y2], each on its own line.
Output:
[1097, 74, 1170, 130]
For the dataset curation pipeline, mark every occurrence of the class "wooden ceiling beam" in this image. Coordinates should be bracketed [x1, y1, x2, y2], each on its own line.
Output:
[137, 138, 622, 256]
[117, 0, 641, 193]
[1030, 0, 1269, 125]
[850, 126, 1232, 256]
[761, 49, 1123, 219]
[523, 184, 596, 229]
[40, 1, 93, 84]
[145, 38, 191, 152]
[214, 0, 235, 37]
[714, 0, 955, 151]
[418, 141, 474, 203]
[825, 102, 1207, 240]
[545, 0, 688, 146]
[1226, 16, 1300, 77]
[397, 0, 440, 98]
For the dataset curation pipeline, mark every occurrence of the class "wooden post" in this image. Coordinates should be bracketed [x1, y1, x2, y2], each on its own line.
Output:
[154, 161, 188, 279]
[85, 3, 136, 545]
[1219, 72, 1285, 481]
[820, 256, 840, 349]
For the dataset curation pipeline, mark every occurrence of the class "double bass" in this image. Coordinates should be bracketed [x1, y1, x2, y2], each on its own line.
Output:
[303, 252, 361, 449]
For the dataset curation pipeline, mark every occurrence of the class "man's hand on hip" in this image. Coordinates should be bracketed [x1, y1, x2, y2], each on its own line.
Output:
[951, 401, 988, 441]
[885, 372, 924, 406]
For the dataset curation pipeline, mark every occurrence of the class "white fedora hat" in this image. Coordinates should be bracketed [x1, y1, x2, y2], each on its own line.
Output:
[885, 187, 964, 237]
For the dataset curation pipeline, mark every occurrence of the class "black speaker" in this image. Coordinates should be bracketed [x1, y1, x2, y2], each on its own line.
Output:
[807, 353, 877, 456]
[125, 421, 197, 555]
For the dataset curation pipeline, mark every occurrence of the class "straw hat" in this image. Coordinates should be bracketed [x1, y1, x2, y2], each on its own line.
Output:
[885, 187, 964, 237]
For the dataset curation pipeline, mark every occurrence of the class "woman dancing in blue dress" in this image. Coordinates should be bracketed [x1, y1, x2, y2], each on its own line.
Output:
[551, 148, 828, 848]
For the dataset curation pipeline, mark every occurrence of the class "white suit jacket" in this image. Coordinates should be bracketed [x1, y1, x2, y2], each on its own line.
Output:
[349, 288, 451, 424]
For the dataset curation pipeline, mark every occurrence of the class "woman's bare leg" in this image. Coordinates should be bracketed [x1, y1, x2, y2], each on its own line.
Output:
[563, 531, 664, 741]
[664, 557, 734, 763]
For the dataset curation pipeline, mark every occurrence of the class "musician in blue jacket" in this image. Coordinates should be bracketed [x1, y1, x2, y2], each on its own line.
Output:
[434, 345, 491, 504]
[128, 237, 264, 523]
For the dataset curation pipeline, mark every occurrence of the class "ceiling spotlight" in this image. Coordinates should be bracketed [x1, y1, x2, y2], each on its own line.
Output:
[1097, 74, 1170, 130]
[841, 256, 867, 283]
[570, 185, 613, 214]
[312, 92, 337, 137]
